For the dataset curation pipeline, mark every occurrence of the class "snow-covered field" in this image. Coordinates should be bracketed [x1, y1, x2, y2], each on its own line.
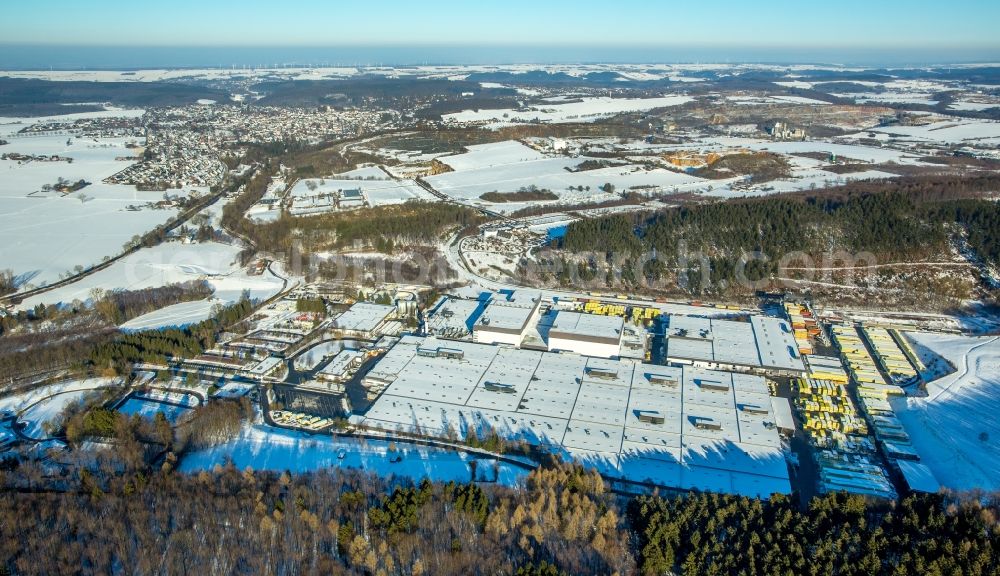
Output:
[949, 101, 1000, 112]
[19, 241, 284, 319]
[727, 95, 831, 106]
[438, 141, 546, 171]
[893, 333, 1000, 491]
[293, 340, 346, 371]
[212, 382, 255, 399]
[117, 397, 193, 423]
[442, 95, 693, 126]
[425, 137, 915, 206]
[872, 118, 1000, 145]
[119, 299, 221, 331]
[177, 423, 529, 486]
[18, 389, 100, 439]
[425, 140, 705, 209]
[0, 377, 122, 417]
[1, 377, 124, 440]
[0, 114, 190, 288]
[0, 68, 362, 83]
[706, 136, 922, 164]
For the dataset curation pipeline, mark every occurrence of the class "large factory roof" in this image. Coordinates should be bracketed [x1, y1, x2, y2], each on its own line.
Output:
[474, 299, 538, 334]
[361, 335, 789, 497]
[549, 310, 625, 344]
[664, 315, 804, 373]
[334, 302, 395, 333]
[425, 297, 485, 338]
[750, 316, 804, 372]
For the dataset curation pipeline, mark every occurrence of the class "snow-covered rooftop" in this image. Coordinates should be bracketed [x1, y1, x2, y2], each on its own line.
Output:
[334, 302, 395, 333]
[664, 315, 805, 373]
[361, 335, 789, 496]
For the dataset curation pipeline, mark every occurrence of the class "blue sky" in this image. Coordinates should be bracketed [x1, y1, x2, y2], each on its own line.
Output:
[3, 0, 999, 48]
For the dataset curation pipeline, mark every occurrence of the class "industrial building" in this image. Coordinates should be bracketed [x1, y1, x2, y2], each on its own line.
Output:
[472, 298, 541, 347]
[424, 297, 485, 339]
[664, 315, 805, 376]
[361, 335, 790, 497]
[333, 302, 396, 339]
[547, 310, 625, 358]
[317, 349, 365, 383]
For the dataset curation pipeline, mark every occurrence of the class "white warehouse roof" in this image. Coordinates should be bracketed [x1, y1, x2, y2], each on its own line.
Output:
[334, 302, 395, 333]
[750, 316, 805, 372]
[664, 315, 805, 373]
[474, 299, 537, 335]
[361, 335, 789, 497]
[549, 310, 624, 345]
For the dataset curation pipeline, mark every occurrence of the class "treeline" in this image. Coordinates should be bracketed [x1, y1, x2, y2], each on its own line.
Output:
[0, 459, 996, 576]
[559, 175, 1000, 294]
[1, 282, 211, 337]
[295, 297, 327, 314]
[174, 397, 253, 452]
[60, 396, 252, 473]
[221, 166, 275, 250]
[0, 328, 115, 384]
[88, 298, 253, 375]
[0, 284, 224, 383]
[481, 188, 559, 203]
[0, 268, 14, 296]
[92, 280, 214, 325]
[631, 490, 999, 576]
[0, 462, 631, 576]
[243, 201, 484, 257]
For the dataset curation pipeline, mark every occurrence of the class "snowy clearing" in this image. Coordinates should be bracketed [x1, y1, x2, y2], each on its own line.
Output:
[872, 118, 1000, 145]
[0, 120, 194, 288]
[438, 140, 546, 171]
[425, 142, 705, 207]
[178, 424, 529, 486]
[19, 240, 284, 312]
[117, 397, 193, 424]
[294, 341, 346, 371]
[19, 389, 101, 439]
[3, 377, 124, 440]
[892, 333, 1000, 491]
[442, 95, 693, 126]
[0, 377, 122, 418]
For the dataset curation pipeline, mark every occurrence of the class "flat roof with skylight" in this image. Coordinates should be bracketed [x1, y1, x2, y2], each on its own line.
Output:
[664, 314, 805, 374]
[334, 302, 395, 334]
[474, 300, 538, 335]
[549, 311, 625, 344]
[361, 335, 789, 497]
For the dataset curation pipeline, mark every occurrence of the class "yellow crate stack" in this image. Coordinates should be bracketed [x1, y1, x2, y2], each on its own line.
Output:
[831, 325, 889, 388]
[581, 299, 661, 323]
[784, 302, 817, 355]
[795, 377, 868, 444]
[629, 306, 661, 323]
